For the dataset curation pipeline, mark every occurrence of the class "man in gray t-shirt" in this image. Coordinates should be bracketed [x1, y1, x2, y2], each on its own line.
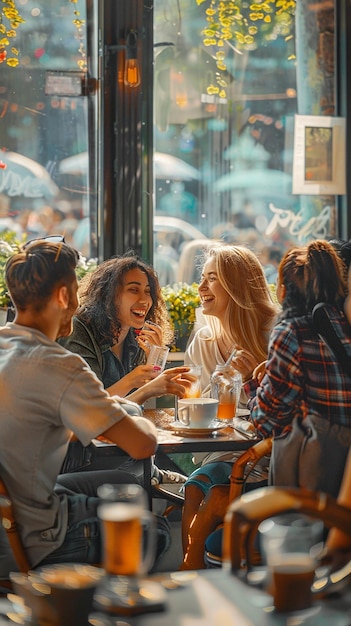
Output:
[0, 239, 160, 577]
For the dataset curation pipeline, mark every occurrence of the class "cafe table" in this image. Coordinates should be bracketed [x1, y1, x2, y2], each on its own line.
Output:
[1, 568, 350, 625]
[93, 408, 258, 507]
[111, 567, 351, 626]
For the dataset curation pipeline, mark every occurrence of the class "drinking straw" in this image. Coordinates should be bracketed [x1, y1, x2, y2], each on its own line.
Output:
[224, 347, 237, 368]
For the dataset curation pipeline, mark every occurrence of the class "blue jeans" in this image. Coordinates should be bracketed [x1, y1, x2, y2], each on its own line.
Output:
[39, 470, 170, 569]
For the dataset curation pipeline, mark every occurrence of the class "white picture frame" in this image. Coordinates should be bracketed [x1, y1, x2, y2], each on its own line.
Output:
[292, 114, 346, 195]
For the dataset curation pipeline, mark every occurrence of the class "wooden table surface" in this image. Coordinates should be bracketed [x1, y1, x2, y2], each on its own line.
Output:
[143, 408, 257, 454]
[93, 408, 258, 505]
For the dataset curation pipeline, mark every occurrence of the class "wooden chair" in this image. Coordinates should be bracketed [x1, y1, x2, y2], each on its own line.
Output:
[0, 476, 30, 593]
[223, 485, 351, 596]
[181, 437, 272, 570]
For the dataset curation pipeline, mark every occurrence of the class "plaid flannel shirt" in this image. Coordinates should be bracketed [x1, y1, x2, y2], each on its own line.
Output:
[246, 308, 351, 439]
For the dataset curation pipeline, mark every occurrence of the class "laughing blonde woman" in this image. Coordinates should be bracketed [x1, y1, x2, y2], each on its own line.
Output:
[182, 243, 278, 552]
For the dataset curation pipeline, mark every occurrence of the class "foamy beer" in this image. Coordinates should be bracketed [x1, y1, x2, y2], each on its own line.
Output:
[98, 484, 155, 577]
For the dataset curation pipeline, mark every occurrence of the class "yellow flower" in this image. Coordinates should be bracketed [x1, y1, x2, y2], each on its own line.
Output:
[0, 0, 25, 62]
[6, 56, 18, 66]
[269, 283, 278, 304]
[249, 12, 264, 21]
[161, 282, 201, 340]
[203, 37, 217, 46]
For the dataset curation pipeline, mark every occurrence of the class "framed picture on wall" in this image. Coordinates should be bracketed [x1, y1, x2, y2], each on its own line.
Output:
[292, 114, 346, 195]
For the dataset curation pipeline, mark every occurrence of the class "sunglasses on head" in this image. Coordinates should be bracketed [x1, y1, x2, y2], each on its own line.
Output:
[22, 235, 66, 250]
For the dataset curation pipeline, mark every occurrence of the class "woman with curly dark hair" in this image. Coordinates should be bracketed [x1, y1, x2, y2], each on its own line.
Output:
[67, 253, 176, 397]
[60, 252, 190, 484]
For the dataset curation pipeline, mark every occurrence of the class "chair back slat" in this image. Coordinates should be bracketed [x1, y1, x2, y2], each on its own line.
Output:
[0, 478, 30, 573]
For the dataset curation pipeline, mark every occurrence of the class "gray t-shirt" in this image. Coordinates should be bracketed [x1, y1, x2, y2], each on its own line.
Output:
[0, 323, 128, 569]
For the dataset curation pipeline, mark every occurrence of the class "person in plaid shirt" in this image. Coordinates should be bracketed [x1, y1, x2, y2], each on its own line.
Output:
[249, 239, 351, 437]
[183, 239, 351, 564]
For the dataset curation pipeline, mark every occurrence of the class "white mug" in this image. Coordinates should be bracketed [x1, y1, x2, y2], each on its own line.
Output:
[178, 397, 219, 428]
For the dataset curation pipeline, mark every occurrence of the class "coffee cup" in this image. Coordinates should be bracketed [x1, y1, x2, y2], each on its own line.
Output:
[259, 514, 323, 613]
[177, 397, 219, 428]
[11, 563, 104, 626]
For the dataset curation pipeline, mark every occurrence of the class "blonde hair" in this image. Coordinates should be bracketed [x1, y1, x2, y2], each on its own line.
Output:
[202, 244, 278, 363]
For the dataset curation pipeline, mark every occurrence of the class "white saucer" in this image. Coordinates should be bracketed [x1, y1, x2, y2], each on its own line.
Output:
[94, 577, 167, 616]
[170, 421, 227, 437]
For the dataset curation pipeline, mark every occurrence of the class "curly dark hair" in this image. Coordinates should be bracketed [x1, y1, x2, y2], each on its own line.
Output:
[77, 252, 174, 345]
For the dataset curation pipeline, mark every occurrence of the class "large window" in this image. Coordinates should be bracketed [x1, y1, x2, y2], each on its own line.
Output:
[0, 0, 92, 254]
[153, 1, 338, 286]
[0, 0, 341, 284]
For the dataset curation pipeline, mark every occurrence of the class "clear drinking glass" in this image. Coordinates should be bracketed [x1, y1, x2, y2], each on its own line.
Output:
[259, 514, 323, 613]
[146, 345, 170, 372]
[210, 365, 242, 423]
[175, 364, 202, 420]
[183, 364, 202, 398]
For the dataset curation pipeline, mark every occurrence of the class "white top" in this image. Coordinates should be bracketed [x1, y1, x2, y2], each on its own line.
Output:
[185, 326, 224, 395]
[185, 326, 248, 465]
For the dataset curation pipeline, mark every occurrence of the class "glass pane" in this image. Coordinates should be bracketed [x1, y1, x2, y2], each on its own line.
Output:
[0, 1, 94, 258]
[153, 0, 337, 288]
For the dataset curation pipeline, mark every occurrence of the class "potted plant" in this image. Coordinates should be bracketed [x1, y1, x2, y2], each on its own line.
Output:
[161, 282, 201, 351]
[0, 231, 97, 324]
[0, 233, 22, 321]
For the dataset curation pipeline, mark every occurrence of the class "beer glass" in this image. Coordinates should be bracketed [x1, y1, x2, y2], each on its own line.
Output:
[97, 483, 155, 577]
[259, 514, 323, 613]
[96, 483, 161, 614]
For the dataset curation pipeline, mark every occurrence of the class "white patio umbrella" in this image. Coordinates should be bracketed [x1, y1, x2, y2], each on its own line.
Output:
[59, 151, 201, 182]
[214, 168, 292, 196]
[0, 150, 58, 199]
[154, 153, 201, 181]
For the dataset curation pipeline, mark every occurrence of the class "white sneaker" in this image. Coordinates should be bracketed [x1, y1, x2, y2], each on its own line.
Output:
[151, 468, 187, 485]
